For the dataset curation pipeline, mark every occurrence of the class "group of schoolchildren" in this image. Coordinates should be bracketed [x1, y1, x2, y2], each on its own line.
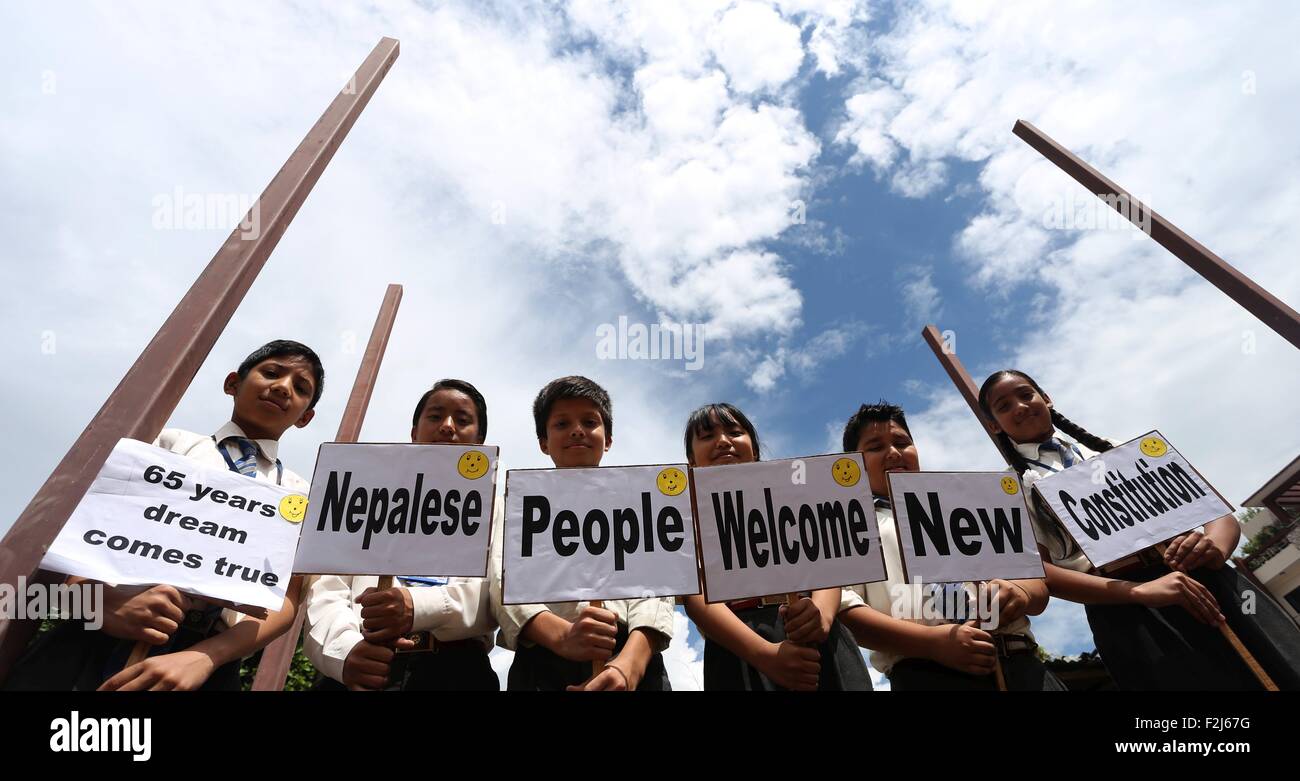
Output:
[7, 340, 1299, 692]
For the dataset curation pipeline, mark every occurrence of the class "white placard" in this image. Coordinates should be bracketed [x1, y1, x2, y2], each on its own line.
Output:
[295, 443, 498, 576]
[1033, 431, 1233, 567]
[41, 438, 305, 611]
[502, 465, 698, 604]
[693, 453, 887, 603]
[887, 471, 1045, 583]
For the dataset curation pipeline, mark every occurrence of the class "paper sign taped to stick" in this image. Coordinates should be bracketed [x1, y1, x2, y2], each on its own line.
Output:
[41, 438, 304, 611]
[693, 453, 887, 603]
[1032, 431, 1233, 568]
[502, 464, 698, 604]
[294, 443, 498, 576]
[887, 471, 1044, 583]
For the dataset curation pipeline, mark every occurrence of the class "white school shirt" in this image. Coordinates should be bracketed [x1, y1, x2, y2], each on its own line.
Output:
[837, 502, 1034, 675]
[301, 499, 503, 684]
[487, 505, 675, 652]
[152, 421, 310, 629]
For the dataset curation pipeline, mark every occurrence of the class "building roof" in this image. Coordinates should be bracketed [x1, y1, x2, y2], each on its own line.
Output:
[1244, 452, 1300, 510]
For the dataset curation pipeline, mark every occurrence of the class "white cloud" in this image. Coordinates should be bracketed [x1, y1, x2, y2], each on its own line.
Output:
[900, 267, 942, 326]
[711, 2, 805, 93]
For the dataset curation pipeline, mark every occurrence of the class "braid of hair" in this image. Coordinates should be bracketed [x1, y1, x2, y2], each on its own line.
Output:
[1050, 409, 1113, 454]
[996, 431, 1032, 475]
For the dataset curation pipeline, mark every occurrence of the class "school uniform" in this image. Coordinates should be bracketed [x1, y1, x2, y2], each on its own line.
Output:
[1018, 436, 1300, 691]
[3, 422, 306, 691]
[488, 517, 674, 690]
[838, 497, 1063, 691]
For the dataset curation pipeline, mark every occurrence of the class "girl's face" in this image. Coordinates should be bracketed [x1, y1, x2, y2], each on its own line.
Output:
[412, 389, 480, 445]
[689, 412, 756, 467]
[985, 375, 1055, 444]
[855, 420, 920, 496]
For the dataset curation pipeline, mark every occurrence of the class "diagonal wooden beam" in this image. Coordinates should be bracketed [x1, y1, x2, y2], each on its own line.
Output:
[0, 37, 401, 683]
[1013, 119, 1300, 350]
[251, 284, 403, 691]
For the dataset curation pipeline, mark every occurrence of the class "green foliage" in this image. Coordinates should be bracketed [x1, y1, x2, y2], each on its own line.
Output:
[238, 639, 319, 691]
[1242, 523, 1281, 558]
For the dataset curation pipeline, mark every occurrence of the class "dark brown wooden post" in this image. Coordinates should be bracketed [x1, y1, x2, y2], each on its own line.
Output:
[252, 284, 403, 691]
[1012, 119, 1300, 350]
[0, 37, 401, 683]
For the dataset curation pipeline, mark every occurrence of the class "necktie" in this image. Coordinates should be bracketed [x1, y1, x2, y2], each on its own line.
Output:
[1041, 438, 1078, 469]
[221, 436, 261, 478]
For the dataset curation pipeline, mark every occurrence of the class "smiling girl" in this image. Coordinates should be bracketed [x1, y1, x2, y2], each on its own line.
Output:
[978, 369, 1300, 690]
[682, 403, 871, 691]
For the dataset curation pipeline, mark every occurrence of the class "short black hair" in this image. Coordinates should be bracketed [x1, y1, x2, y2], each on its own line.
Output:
[684, 403, 761, 464]
[842, 401, 909, 452]
[533, 376, 612, 442]
[410, 379, 489, 443]
[238, 340, 325, 411]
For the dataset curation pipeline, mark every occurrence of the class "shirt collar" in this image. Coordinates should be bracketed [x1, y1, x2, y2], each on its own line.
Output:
[214, 420, 280, 463]
[1014, 440, 1050, 460]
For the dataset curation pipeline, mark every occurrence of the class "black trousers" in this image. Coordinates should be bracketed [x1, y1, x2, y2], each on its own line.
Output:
[507, 623, 670, 691]
[703, 605, 873, 691]
[2, 620, 241, 691]
[889, 655, 1066, 691]
[1086, 563, 1300, 691]
[314, 643, 499, 691]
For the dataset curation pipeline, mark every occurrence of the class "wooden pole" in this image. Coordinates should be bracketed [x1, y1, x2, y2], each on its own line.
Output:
[251, 284, 404, 691]
[1012, 119, 1300, 351]
[589, 599, 604, 678]
[922, 322, 1278, 691]
[0, 38, 400, 684]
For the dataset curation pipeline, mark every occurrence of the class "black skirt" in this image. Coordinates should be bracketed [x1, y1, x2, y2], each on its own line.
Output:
[2, 620, 241, 692]
[1084, 562, 1300, 691]
[313, 642, 499, 691]
[703, 605, 873, 691]
[507, 623, 671, 691]
[889, 654, 1066, 691]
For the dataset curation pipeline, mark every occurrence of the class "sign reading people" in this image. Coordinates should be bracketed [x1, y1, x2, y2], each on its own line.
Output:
[41, 438, 304, 611]
[1032, 431, 1233, 567]
[294, 443, 498, 576]
[887, 471, 1044, 583]
[693, 453, 887, 603]
[502, 465, 698, 604]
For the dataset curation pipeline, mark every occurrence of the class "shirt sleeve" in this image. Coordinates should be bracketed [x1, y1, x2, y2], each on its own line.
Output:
[410, 578, 497, 641]
[488, 500, 549, 650]
[838, 584, 866, 614]
[303, 575, 364, 684]
[622, 598, 675, 652]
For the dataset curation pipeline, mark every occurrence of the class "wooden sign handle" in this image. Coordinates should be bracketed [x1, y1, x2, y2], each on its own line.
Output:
[125, 640, 150, 668]
[1153, 543, 1278, 691]
[589, 599, 604, 677]
[377, 575, 394, 590]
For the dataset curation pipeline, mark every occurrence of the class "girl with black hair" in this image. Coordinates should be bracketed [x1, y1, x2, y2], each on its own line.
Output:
[682, 403, 872, 691]
[978, 369, 1300, 690]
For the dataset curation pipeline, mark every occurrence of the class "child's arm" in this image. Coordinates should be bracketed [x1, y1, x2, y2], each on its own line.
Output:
[837, 605, 998, 676]
[1040, 555, 1224, 625]
[781, 588, 840, 644]
[70, 578, 190, 645]
[986, 577, 1049, 628]
[519, 606, 618, 661]
[98, 575, 305, 691]
[684, 595, 820, 690]
[568, 627, 655, 691]
[1163, 515, 1240, 572]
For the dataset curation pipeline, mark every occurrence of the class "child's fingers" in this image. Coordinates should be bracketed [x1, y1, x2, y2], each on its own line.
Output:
[114, 666, 160, 692]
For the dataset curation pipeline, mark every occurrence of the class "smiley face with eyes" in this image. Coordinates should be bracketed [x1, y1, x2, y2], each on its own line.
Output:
[832, 457, 862, 487]
[458, 450, 489, 480]
[1139, 437, 1168, 458]
[1000, 476, 1020, 495]
[657, 467, 686, 496]
[279, 494, 308, 523]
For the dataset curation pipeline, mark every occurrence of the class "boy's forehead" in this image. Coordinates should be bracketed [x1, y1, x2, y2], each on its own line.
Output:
[859, 419, 905, 443]
[255, 355, 314, 379]
[549, 396, 602, 417]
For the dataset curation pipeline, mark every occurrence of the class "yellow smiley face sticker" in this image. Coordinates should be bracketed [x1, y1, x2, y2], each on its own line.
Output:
[457, 450, 489, 480]
[278, 494, 308, 523]
[1000, 476, 1020, 495]
[831, 457, 861, 487]
[657, 467, 686, 497]
[1139, 437, 1168, 458]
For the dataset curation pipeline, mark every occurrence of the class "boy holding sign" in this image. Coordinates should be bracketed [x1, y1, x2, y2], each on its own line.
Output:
[303, 379, 500, 691]
[977, 370, 1300, 690]
[489, 376, 674, 691]
[834, 402, 1063, 691]
[684, 403, 872, 691]
[5, 340, 323, 691]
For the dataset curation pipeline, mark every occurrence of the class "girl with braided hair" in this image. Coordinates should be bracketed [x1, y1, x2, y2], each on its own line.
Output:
[978, 369, 1300, 690]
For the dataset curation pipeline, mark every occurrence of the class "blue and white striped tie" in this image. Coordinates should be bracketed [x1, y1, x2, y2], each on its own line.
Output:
[1042, 438, 1078, 469]
[221, 436, 261, 478]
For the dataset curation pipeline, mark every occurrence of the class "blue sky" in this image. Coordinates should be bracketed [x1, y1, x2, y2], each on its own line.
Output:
[4, 1, 1300, 686]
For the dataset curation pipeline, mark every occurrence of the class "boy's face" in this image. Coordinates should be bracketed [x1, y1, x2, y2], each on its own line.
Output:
[539, 397, 610, 468]
[856, 419, 920, 497]
[689, 412, 756, 467]
[985, 375, 1054, 444]
[225, 356, 316, 440]
[412, 389, 481, 445]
